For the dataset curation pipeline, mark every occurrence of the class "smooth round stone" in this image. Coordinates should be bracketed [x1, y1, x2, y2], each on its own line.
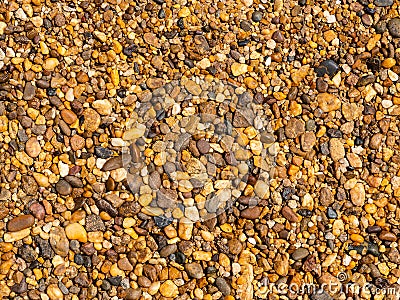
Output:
[251, 11, 263, 22]
[7, 214, 35, 232]
[291, 248, 309, 261]
[55, 179, 72, 196]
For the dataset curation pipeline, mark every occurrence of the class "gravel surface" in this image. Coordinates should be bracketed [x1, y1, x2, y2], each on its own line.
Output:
[1, 0, 400, 299]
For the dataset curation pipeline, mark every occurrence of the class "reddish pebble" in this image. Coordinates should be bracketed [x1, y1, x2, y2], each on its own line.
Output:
[29, 202, 45, 220]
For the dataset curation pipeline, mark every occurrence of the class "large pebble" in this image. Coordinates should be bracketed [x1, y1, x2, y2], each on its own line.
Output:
[7, 214, 34, 232]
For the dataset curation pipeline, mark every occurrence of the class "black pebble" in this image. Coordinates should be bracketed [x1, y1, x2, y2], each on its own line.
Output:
[108, 276, 122, 286]
[252, 11, 263, 22]
[117, 88, 126, 98]
[94, 146, 113, 159]
[326, 207, 338, 219]
[154, 215, 173, 228]
[46, 87, 56, 96]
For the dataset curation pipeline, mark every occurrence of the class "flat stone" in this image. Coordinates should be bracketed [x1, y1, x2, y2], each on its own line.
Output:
[7, 215, 34, 232]
[388, 18, 400, 37]
[292, 248, 309, 260]
[350, 183, 365, 206]
[50, 227, 69, 257]
[185, 262, 204, 279]
[23, 82, 36, 100]
[25, 137, 41, 158]
[317, 93, 341, 112]
[240, 206, 261, 219]
[329, 138, 345, 161]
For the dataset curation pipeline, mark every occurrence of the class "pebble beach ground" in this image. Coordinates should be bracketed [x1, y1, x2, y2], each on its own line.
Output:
[1, 0, 400, 299]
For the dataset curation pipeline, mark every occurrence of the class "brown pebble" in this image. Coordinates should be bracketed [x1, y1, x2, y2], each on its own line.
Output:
[7, 215, 35, 232]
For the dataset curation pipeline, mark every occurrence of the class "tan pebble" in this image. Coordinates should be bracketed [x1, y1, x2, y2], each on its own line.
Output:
[193, 250, 212, 261]
[7, 214, 35, 232]
[4, 228, 30, 242]
[244, 77, 258, 89]
[317, 93, 341, 112]
[92, 99, 113, 115]
[231, 63, 248, 76]
[178, 7, 190, 17]
[350, 183, 365, 206]
[43, 58, 59, 71]
[159, 280, 179, 298]
[47, 284, 64, 300]
[33, 172, 50, 187]
[70, 135, 86, 151]
[25, 137, 41, 158]
[65, 223, 87, 242]
[178, 217, 193, 240]
[382, 58, 396, 68]
[0, 115, 8, 132]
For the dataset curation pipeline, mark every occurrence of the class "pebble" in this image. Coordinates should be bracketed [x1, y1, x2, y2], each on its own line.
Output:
[159, 280, 179, 298]
[292, 248, 309, 260]
[7, 215, 34, 232]
[25, 137, 41, 158]
[317, 93, 341, 112]
[388, 18, 400, 37]
[65, 223, 88, 243]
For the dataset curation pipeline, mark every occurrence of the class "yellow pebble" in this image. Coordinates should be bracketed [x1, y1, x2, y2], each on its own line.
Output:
[350, 234, 364, 244]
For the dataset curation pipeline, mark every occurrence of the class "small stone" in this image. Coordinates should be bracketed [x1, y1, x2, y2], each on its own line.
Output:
[50, 227, 70, 257]
[185, 263, 204, 279]
[47, 284, 63, 300]
[94, 30, 107, 42]
[7, 215, 34, 232]
[29, 202, 45, 220]
[65, 223, 88, 243]
[25, 137, 41, 158]
[382, 58, 396, 68]
[285, 118, 305, 139]
[281, 206, 299, 222]
[43, 58, 59, 71]
[4, 228, 30, 242]
[329, 138, 345, 161]
[82, 108, 101, 132]
[54, 14, 66, 26]
[231, 63, 248, 76]
[70, 135, 86, 151]
[184, 80, 202, 96]
[317, 93, 341, 112]
[350, 183, 365, 206]
[292, 248, 309, 260]
[215, 277, 231, 296]
[252, 11, 263, 22]
[159, 280, 179, 298]
[23, 82, 36, 101]
[55, 179, 72, 196]
[379, 231, 397, 242]
[300, 132, 316, 152]
[178, 218, 193, 240]
[388, 18, 400, 37]
[61, 109, 77, 124]
[369, 133, 383, 150]
[93, 100, 113, 115]
[326, 207, 338, 219]
[22, 176, 38, 196]
[240, 206, 261, 219]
